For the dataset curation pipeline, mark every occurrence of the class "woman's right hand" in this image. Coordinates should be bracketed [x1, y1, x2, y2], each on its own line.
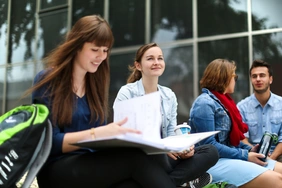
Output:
[248, 151, 268, 166]
[94, 117, 142, 139]
[63, 117, 141, 153]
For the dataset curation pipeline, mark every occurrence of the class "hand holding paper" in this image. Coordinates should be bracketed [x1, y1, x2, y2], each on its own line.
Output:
[72, 91, 219, 154]
[113, 92, 162, 141]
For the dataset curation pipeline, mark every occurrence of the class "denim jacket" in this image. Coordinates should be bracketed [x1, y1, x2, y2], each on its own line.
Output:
[114, 78, 177, 138]
[189, 88, 252, 160]
[237, 93, 282, 153]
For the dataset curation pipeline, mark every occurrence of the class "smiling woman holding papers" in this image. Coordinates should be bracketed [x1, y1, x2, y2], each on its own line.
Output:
[114, 43, 219, 188]
[27, 15, 178, 188]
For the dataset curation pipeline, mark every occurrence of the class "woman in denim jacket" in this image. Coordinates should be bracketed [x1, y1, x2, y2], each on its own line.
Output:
[114, 43, 219, 187]
[189, 59, 282, 188]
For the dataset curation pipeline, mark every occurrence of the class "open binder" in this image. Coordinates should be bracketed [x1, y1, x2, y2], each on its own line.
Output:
[72, 131, 219, 154]
[72, 92, 219, 154]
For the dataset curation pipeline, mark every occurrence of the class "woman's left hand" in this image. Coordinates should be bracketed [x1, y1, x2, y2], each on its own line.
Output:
[179, 145, 195, 159]
[167, 145, 195, 160]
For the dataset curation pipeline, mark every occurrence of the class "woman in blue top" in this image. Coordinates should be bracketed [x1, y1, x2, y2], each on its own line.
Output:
[189, 59, 282, 188]
[114, 43, 219, 188]
[29, 15, 177, 188]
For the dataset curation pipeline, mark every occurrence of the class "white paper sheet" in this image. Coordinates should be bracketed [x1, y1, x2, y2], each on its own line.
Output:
[73, 91, 220, 154]
[73, 131, 220, 154]
[113, 91, 162, 141]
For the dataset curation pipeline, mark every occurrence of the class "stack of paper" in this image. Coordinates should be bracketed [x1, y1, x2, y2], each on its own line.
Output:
[72, 92, 219, 154]
[73, 131, 219, 154]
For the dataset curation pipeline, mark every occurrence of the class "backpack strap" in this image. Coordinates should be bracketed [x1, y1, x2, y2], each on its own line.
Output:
[21, 119, 52, 188]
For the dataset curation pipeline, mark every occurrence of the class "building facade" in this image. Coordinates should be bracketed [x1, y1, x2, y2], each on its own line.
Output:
[1, 0, 282, 124]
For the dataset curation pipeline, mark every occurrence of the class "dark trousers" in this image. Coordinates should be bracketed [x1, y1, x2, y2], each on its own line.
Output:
[37, 148, 176, 188]
[151, 144, 219, 186]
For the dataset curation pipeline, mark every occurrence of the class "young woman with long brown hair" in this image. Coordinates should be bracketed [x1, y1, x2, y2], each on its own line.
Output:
[29, 15, 176, 188]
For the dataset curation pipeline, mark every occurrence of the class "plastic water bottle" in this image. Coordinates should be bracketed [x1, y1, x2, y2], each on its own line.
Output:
[174, 122, 191, 135]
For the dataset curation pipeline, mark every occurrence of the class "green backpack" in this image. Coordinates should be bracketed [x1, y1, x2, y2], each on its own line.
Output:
[0, 104, 52, 188]
[204, 182, 238, 188]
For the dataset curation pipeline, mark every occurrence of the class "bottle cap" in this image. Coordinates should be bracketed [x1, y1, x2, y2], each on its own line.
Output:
[174, 122, 191, 135]
[272, 133, 278, 144]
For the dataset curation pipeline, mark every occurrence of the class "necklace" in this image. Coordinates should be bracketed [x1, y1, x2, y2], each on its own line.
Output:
[73, 83, 85, 99]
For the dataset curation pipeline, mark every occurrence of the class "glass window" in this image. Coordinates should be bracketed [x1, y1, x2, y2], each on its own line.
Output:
[151, 0, 193, 43]
[40, 0, 67, 10]
[72, 0, 104, 25]
[109, 0, 145, 47]
[252, 0, 282, 30]
[161, 46, 193, 123]
[6, 64, 34, 111]
[198, 0, 247, 37]
[35, 61, 45, 73]
[8, 0, 36, 64]
[0, 0, 8, 65]
[109, 52, 135, 121]
[37, 10, 68, 59]
[109, 52, 135, 95]
[253, 32, 282, 96]
[0, 67, 4, 114]
[198, 37, 249, 102]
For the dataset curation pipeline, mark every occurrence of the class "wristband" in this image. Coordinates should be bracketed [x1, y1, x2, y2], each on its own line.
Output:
[90, 128, 96, 140]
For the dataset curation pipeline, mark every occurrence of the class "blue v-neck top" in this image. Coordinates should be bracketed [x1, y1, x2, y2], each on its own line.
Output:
[32, 70, 106, 163]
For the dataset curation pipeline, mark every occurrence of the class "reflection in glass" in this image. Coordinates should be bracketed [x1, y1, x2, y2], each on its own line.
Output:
[35, 61, 45, 73]
[198, 37, 249, 102]
[109, 52, 135, 93]
[38, 10, 67, 59]
[151, 0, 192, 43]
[72, 0, 104, 25]
[253, 32, 282, 96]
[161, 46, 193, 123]
[6, 64, 34, 111]
[40, 0, 67, 9]
[109, 0, 145, 47]
[109, 52, 135, 121]
[252, 0, 282, 30]
[8, 0, 36, 64]
[0, 0, 8, 65]
[0, 68, 4, 114]
[198, 0, 247, 37]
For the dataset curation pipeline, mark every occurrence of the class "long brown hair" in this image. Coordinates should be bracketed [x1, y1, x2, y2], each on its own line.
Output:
[200, 59, 236, 93]
[127, 43, 158, 83]
[26, 15, 114, 126]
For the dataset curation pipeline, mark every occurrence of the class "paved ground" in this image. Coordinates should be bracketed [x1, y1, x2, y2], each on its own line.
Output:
[17, 173, 38, 188]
